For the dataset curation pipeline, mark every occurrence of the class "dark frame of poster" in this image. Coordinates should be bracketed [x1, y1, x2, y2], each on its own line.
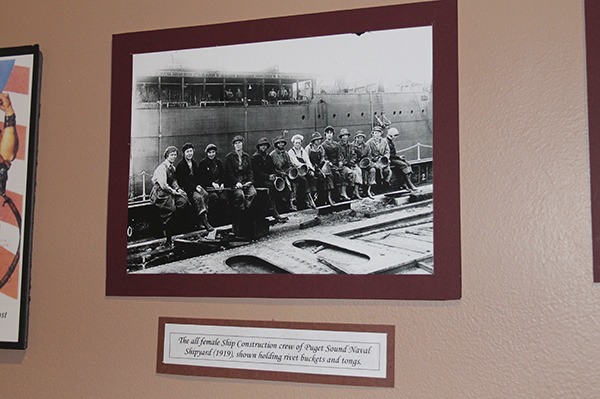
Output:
[0, 45, 42, 349]
[586, 0, 600, 282]
[106, 0, 460, 299]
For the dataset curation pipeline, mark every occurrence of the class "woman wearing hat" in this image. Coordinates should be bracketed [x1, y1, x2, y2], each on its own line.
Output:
[175, 143, 214, 232]
[288, 134, 317, 208]
[198, 143, 228, 206]
[224, 135, 256, 213]
[322, 126, 348, 201]
[270, 135, 306, 211]
[386, 127, 418, 192]
[353, 131, 376, 198]
[251, 137, 288, 222]
[150, 146, 191, 246]
[305, 132, 335, 205]
[366, 125, 392, 189]
[338, 128, 359, 199]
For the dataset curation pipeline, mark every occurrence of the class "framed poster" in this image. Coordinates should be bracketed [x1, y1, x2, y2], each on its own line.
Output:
[0, 45, 42, 349]
[107, 0, 460, 299]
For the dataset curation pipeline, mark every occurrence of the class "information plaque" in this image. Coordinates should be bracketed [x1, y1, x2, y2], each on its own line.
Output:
[157, 317, 394, 387]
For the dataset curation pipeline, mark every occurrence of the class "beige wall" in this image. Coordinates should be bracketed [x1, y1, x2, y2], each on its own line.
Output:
[1, 0, 598, 397]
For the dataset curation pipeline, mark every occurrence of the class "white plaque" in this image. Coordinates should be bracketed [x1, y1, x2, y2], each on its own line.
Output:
[157, 318, 394, 387]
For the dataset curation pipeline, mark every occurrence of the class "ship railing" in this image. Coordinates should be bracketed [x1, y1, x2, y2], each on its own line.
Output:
[276, 99, 309, 105]
[135, 102, 159, 109]
[397, 142, 432, 161]
[129, 170, 153, 207]
[396, 143, 433, 184]
[164, 101, 189, 108]
[200, 100, 243, 107]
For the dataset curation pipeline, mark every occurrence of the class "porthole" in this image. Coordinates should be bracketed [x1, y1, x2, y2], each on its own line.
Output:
[361, 112, 365, 117]
[301, 115, 306, 120]
[347, 113, 351, 118]
[333, 113, 337, 118]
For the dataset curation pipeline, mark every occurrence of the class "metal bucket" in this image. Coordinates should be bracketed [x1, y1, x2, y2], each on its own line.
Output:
[378, 156, 390, 168]
[359, 157, 372, 169]
[288, 167, 299, 180]
[274, 176, 285, 191]
[298, 164, 308, 176]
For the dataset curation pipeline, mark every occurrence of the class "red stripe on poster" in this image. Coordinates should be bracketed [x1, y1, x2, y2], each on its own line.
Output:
[0, 245, 19, 299]
[15, 124, 27, 161]
[0, 191, 23, 228]
[4, 66, 30, 95]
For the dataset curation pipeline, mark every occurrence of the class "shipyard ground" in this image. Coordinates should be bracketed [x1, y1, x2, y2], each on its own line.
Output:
[131, 184, 433, 275]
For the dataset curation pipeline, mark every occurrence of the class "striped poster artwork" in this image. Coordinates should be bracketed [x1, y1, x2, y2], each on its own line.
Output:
[0, 59, 32, 301]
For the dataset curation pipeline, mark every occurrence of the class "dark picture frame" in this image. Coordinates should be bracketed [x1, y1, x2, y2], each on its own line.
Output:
[0, 45, 42, 349]
[586, 0, 600, 282]
[107, 0, 460, 299]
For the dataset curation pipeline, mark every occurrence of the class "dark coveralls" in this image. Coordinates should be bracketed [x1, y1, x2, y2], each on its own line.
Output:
[321, 139, 344, 190]
[197, 156, 228, 204]
[270, 148, 309, 209]
[175, 159, 209, 218]
[251, 151, 288, 216]
[387, 136, 415, 189]
[224, 151, 256, 210]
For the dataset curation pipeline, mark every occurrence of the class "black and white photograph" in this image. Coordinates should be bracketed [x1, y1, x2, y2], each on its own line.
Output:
[125, 26, 434, 276]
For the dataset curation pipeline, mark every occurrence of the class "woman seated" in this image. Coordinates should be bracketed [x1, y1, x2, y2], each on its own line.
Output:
[321, 126, 348, 201]
[305, 132, 335, 205]
[251, 137, 289, 222]
[353, 131, 376, 198]
[224, 135, 256, 212]
[175, 143, 213, 232]
[287, 134, 317, 208]
[366, 125, 392, 190]
[150, 146, 190, 247]
[198, 143, 228, 206]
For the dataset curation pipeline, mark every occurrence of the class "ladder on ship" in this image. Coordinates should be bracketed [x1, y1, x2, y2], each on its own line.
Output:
[373, 92, 391, 128]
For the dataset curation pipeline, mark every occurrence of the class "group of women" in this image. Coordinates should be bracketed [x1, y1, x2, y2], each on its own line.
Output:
[149, 125, 417, 244]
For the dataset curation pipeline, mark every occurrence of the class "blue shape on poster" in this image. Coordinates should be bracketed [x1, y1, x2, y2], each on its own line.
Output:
[0, 59, 16, 92]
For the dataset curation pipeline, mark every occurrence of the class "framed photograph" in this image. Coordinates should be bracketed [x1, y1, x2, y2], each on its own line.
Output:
[107, 0, 460, 299]
[586, 0, 600, 282]
[0, 45, 42, 349]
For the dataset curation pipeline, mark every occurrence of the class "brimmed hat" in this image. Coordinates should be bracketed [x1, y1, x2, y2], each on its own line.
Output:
[310, 132, 323, 142]
[256, 137, 271, 149]
[291, 134, 304, 143]
[205, 143, 218, 153]
[355, 130, 366, 139]
[387, 127, 399, 137]
[181, 142, 194, 153]
[273, 136, 287, 146]
[338, 128, 350, 138]
[232, 135, 244, 144]
[371, 125, 383, 133]
[163, 146, 178, 158]
[324, 125, 335, 133]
